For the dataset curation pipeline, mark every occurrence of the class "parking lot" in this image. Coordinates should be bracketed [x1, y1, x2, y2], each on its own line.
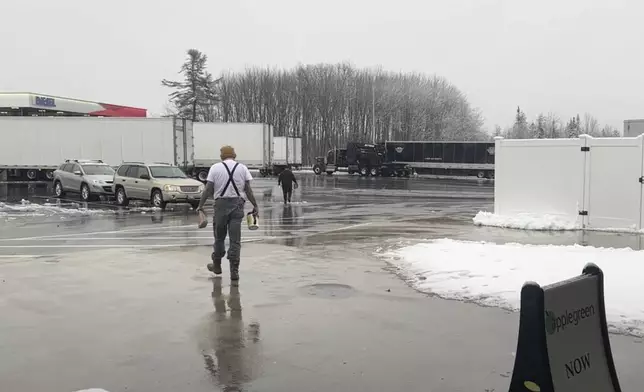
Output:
[2, 174, 644, 392]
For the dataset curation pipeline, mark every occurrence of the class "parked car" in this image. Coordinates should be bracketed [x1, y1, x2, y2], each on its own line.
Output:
[53, 159, 115, 201]
[113, 162, 204, 210]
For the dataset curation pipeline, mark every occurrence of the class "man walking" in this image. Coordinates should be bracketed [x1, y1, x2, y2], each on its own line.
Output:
[196, 146, 259, 281]
[277, 168, 298, 204]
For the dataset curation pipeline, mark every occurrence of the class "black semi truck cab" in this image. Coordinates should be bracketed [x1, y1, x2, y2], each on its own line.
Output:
[313, 142, 414, 177]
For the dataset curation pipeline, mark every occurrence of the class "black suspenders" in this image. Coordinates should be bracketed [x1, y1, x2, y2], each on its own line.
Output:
[219, 162, 241, 197]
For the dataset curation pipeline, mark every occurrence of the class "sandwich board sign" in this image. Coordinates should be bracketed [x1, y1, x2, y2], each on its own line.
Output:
[508, 263, 622, 392]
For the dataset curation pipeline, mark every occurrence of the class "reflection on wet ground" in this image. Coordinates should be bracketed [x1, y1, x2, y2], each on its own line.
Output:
[197, 278, 262, 390]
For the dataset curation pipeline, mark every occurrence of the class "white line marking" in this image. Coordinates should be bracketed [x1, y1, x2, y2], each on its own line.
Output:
[0, 255, 46, 258]
[0, 238, 268, 249]
[0, 244, 194, 249]
[5, 236, 264, 241]
[2, 224, 196, 241]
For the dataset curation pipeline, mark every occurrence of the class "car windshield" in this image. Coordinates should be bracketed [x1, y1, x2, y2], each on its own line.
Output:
[149, 166, 187, 178]
[82, 165, 115, 175]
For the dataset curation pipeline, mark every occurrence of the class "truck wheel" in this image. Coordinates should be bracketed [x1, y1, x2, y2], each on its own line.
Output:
[370, 167, 379, 177]
[197, 170, 209, 182]
[45, 171, 54, 180]
[26, 170, 38, 181]
[359, 167, 368, 177]
[477, 171, 485, 179]
[54, 181, 65, 198]
[80, 183, 92, 202]
[116, 187, 129, 207]
[151, 190, 167, 210]
[313, 165, 322, 175]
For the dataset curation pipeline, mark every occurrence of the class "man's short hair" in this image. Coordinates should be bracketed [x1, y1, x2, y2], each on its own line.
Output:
[220, 145, 236, 160]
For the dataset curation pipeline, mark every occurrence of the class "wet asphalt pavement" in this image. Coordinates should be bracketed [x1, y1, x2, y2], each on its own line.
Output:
[1, 174, 644, 392]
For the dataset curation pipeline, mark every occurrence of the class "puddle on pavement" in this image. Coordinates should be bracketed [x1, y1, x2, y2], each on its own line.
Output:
[299, 283, 356, 299]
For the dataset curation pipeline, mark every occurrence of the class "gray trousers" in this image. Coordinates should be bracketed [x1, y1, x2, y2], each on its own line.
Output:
[212, 197, 245, 263]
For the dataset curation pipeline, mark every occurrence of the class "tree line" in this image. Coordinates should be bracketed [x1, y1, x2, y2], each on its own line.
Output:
[496, 107, 620, 140]
[162, 49, 487, 164]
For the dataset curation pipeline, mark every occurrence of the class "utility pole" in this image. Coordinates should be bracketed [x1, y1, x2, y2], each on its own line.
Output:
[372, 74, 376, 144]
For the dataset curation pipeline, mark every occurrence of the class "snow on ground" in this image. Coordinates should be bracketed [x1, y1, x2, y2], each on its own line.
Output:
[474, 211, 644, 233]
[381, 238, 644, 336]
[0, 200, 113, 217]
[473, 211, 581, 231]
[0, 200, 166, 219]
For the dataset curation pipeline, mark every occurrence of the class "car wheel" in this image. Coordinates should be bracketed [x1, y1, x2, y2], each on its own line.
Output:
[54, 181, 65, 198]
[477, 171, 485, 179]
[116, 187, 129, 207]
[313, 165, 322, 175]
[197, 170, 209, 182]
[80, 184, 92, 202]
[45, 171, 54, 180]
[359, 167, 368, 177]
[370, 167, 379, 177]
[151, 190, 167, 210]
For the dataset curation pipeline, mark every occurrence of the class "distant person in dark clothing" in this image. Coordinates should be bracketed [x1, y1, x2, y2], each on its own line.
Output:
[277, 168, 298, 204]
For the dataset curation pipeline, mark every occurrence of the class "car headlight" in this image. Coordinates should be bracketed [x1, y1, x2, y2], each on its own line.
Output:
[92, 180, 104, 185]
[163, 185, 180, 192]
[198, 184, 205, 192]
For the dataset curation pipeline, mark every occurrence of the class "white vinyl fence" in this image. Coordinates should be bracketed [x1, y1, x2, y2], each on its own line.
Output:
[494, 134, 644, 231]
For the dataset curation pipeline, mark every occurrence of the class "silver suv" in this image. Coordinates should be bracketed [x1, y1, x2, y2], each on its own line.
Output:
[113, 162, 204, 210]
[53, 159, 115, 201]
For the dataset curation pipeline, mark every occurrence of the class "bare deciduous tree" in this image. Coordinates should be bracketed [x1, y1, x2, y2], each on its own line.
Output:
[582, 113, 600, 136]
[214, 64, 485, 164]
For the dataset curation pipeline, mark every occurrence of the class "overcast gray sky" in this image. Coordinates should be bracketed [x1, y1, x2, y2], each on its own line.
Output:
[2, 0, 642, 132]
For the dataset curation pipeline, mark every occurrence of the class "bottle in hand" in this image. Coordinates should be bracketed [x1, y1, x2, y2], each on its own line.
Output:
[198, 210, 208, 229]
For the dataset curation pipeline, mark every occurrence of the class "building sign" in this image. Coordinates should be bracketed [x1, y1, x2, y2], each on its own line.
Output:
[34, 96, 56, 108]
[507, 264, 622, 392]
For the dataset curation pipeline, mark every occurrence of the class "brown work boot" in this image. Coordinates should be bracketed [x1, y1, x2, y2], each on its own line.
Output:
[208, 253, 222, 275]
[230, 260, 240, 281]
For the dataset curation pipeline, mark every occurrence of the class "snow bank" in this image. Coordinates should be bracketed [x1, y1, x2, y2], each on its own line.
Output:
[381, 239, 644, 336]
[473, 211, 581, 231]
[0, 200, 169, 217]
[0, 200, 113, 217]
[474, 211, 644, 233]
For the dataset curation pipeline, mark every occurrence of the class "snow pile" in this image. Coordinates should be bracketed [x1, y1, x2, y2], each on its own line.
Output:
[474, 211, 644, 233]
[473, 211, 581, 231]
[129, 206, 162, 214]
[381, 238, 644, 336]
[0, 200, 113, 217]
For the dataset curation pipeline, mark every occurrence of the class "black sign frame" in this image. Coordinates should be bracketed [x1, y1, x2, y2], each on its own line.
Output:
[508, 263, 622, 392]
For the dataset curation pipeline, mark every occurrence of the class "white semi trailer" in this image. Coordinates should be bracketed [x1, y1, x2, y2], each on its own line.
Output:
[192, 123, 301, 181]
[0, 117, 194, 181]
[273, 136, 302, 170]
